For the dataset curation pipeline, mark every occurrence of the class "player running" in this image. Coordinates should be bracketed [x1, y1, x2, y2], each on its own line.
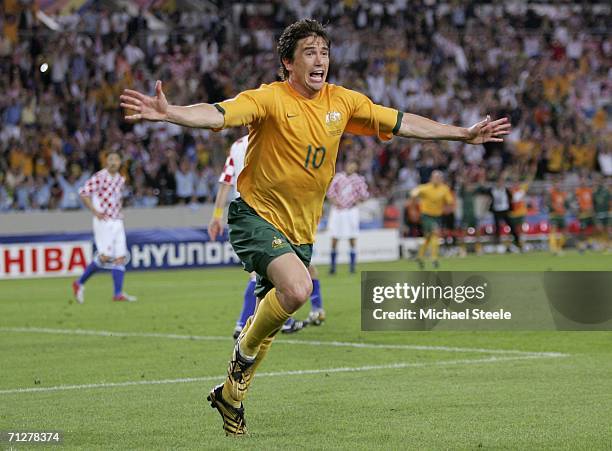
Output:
[120, 19, 510, 436]
[410, 170, 454, 269]
[208, 136, 324, 337]
[72, 150, 136, 303]
[326, 160, 369, 274]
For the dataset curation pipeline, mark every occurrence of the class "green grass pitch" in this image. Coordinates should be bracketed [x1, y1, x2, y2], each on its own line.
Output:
[1, 251, 612, 450]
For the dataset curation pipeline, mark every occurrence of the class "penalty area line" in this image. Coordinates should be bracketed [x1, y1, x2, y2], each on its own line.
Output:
[0, 327, 568, 358]
[0, 354, 564, 395]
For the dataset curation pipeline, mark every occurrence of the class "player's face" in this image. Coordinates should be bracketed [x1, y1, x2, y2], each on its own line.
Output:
[431, 172, 443, 186]
[106, 153, 121, 174]
[284, 35, 329, 98]
[346, 162, 358, 175]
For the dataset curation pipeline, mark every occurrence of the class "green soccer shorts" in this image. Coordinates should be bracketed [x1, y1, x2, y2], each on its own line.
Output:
[227, 198, 312, 298]
[421, 214, 441, 235]
[549, 215, 566, 229]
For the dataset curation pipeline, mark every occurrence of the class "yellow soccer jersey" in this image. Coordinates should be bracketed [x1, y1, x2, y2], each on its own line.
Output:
[214, 81, 402, 244]
[412, 183, 454, 217]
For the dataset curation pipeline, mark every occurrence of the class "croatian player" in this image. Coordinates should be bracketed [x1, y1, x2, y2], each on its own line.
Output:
[208, 136, 325, 338]
[326, 160, 369, 274]
[72, 150, 136, 303]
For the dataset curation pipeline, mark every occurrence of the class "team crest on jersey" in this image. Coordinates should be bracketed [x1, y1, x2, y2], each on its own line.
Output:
[272, 236, 287, 249]
[325, 111, 343, 136]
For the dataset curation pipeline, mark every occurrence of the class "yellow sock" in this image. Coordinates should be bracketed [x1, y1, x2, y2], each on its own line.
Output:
[249, 336, 274, 375]
[431, 233, 440, 260]
[240, 288, 289, 358]
[222, 332, 274, 408]
[418, 237, 430, 258]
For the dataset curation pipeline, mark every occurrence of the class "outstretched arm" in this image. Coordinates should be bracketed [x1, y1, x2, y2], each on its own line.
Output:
[120, 81, 224, 129]
[397, 113, 510, 145]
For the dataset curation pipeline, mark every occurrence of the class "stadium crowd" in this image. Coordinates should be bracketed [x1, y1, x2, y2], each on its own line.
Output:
[0, 1, 610, 219]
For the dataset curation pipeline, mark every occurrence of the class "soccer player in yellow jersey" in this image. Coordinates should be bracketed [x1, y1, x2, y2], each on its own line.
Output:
[120, 19, 510, 435]
[410, 171, 454, 269]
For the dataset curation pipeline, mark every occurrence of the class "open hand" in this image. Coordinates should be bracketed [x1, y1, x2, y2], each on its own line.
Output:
[465, 115, 511, 145]
[120, 80, 168, 122]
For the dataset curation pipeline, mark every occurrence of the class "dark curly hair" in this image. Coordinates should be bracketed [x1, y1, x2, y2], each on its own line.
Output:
[277, 19, 330, 81]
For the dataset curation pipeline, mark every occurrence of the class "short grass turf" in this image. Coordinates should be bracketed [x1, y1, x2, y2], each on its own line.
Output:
[1, 251, 611, 450]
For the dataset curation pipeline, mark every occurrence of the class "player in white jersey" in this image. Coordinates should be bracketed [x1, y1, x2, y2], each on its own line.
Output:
[208, 136, 325, 338]
[72, 150, 136, 303]
[327, 161, 369, 274]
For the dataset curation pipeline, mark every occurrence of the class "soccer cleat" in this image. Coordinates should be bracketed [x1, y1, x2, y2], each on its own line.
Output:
[432, 260, 440, 269]
[416, 258, 425, 270]
[281, 319, 308, 334]
[225, 339, 256, 402]
[72, 280, 84, 304]
[232, 326, 242, 340]
[113, 292, 138, 302]
[207, 383, 247, 436]
[306, 309, 326, 326]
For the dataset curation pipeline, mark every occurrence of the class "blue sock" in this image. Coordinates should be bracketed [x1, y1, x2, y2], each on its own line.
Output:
[112, 266, 125, 297]
[237, 279, 257, 328]
[78, 261, 99, 285]
[330, 250, 337, 272]
[350, 250, 356, 272]
[310, 279, 323, 310]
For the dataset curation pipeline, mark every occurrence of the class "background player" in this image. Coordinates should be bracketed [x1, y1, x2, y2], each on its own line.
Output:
[548, 177, 569, 256]
[326, 160, 369, 274]
[457, 175, 483, 256]
[574, 175, 595, 253]
[508, 163, 536, 252]
[410, 170, 454, 269]
[72, 150, 136, 303]
[593, 176, 610, 251]
[208, 136, 324, 337]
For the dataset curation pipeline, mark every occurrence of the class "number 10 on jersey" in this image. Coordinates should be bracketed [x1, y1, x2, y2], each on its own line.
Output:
[304, 145, 326, 169]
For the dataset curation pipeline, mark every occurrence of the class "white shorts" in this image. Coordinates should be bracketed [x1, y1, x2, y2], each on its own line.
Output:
[328, 206, 360, 239]
[93, 218, 127, 259]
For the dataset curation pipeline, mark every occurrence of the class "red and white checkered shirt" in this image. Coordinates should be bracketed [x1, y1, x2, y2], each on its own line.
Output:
[79, 169, 125, 219]
[218, 136, 248, 196]
[327, 172, 369, 209]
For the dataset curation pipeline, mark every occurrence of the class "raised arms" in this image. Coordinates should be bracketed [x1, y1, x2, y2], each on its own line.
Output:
[120, 81, 224, 129]
[397, 113, 511, 145]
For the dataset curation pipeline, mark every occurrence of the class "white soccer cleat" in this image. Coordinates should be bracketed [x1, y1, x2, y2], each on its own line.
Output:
[72, 280, 85, 304]
[113, 292, 138, 302]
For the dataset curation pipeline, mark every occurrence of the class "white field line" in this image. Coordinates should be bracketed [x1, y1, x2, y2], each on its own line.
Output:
[0, 354, 564, 395]
[0, 327, 568, 358]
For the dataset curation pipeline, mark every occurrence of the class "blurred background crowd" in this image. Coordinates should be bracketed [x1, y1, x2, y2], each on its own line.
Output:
[0, 0, 610, 219]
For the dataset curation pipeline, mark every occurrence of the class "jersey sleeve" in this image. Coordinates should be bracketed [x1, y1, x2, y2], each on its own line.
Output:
[218, 156, 235, 185]
[213, 84, 275, 129]
[343, 89, 402, 142]
[78, 173, 99, 196]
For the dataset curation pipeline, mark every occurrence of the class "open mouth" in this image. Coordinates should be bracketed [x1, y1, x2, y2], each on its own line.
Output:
[308, 70, 325, 83]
